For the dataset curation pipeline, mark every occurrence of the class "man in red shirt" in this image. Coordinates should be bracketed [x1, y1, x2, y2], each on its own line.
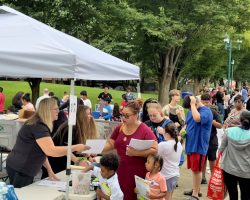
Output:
[0, 87, 5, 114]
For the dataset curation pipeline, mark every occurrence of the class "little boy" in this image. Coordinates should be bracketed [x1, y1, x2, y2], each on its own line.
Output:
[100, 97, 112, 121]
[82, 153, 123, 200]
[80, 90, 92, 109]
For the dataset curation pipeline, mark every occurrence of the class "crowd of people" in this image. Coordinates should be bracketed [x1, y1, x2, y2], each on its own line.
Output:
[1, 85, 250, 200]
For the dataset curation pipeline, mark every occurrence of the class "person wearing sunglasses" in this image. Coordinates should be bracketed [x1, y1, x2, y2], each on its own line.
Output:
[102, 99, 158, 200]
[224, 95, 246, 128]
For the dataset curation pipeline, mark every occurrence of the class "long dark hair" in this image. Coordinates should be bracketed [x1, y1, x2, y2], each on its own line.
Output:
[240, 111, 250, 130]
[54, 105, 97, 144]
[165, 123, 179, 152]
[12, 91, 24, 108]
[112, 103, 120, 118]
[22, 93, 31, 102]
[141, 98, 158, 122]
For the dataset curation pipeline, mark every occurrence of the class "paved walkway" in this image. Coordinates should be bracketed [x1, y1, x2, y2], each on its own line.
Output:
[172, 162, 209, 200]
[172, 161, 230, 200]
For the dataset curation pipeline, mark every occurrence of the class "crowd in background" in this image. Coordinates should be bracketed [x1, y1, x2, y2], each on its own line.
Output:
[0, 84, 250, 200]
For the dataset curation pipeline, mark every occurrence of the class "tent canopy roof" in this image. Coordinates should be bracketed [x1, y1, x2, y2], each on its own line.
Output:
[0, 6, 140, 80]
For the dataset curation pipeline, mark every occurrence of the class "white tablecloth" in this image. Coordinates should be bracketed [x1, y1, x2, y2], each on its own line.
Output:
[15, 171, 96, 200]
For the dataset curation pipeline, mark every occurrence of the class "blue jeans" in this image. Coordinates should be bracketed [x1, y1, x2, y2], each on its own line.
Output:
[217, 103, 225, 119]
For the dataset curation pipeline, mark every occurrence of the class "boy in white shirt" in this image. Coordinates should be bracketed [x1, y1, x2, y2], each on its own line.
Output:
[82, 153, 123, 200]
[80, 90, 92, 109]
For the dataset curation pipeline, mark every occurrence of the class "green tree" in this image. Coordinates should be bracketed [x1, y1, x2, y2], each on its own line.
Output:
[123, 0, 250, 104]
[2, 0, 250, 104]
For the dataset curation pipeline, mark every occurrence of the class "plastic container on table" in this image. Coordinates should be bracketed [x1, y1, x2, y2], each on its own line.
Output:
[72, 170, 91, 195]
[92, 111, 100, 119]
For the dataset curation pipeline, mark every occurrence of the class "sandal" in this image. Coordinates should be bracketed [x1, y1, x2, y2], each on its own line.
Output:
[201, 178, 207, 184]
[187, 195, 199, 200]
[183, 189, 202, 197]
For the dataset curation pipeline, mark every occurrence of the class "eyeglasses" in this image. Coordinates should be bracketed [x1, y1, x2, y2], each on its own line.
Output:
[121, 113, 134, 119]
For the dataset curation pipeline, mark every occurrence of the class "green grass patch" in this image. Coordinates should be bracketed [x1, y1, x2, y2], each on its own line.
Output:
[0, 80, 158, 110]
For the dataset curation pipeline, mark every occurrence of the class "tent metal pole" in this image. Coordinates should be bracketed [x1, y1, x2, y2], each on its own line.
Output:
[137, 80, 141, 98]
[65, 79, 76, 200]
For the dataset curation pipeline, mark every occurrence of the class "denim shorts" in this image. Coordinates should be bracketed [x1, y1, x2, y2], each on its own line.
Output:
[166, 176, 178, 192]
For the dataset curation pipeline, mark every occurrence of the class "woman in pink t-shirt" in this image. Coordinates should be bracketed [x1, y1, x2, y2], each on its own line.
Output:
[103, 99, 157, 200]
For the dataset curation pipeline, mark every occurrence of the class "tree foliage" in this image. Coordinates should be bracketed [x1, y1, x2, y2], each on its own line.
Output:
[2, 0, 250, 103]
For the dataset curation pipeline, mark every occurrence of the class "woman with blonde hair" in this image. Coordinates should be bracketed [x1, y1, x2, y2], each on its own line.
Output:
[162, 89, 185, 132]
[47, 105, 98, 174]
[103, 99, 158, 200]
[6, 98, 90, 188]
[145, 103, 172, 143]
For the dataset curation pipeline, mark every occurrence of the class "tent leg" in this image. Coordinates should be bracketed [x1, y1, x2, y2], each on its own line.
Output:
[137, 81, 141, 98]
[65, 79, 75, 200]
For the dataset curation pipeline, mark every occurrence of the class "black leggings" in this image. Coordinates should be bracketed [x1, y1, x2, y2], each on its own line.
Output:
[223, 171, 250, 200]
[6, 165, 34, 188]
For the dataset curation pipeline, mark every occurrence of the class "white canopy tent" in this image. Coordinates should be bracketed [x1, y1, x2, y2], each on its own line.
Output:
[0, 5, 139, 80]
[0, 5, 140, 199]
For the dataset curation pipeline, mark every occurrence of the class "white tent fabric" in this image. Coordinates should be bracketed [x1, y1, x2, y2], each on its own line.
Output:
[0, 6, 139, 80]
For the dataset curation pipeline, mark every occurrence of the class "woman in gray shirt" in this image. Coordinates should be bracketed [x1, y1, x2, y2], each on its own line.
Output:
[219, 111, 250, 200]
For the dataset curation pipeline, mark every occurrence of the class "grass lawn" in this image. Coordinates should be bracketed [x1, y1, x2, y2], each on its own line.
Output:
[0, 80, 158, 110]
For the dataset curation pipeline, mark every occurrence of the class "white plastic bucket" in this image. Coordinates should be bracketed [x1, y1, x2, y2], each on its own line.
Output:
[72, 170, 91, 195]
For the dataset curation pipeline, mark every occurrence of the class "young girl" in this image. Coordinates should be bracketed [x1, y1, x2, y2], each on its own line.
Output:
[141, 154, 167, 200]
[158, 123, 182, 200]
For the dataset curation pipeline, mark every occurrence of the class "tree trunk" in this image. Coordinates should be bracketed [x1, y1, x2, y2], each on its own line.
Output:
[140, 77, 145, 93]
[219, 78, 224, 86]
[236, 81, 241, 89]
[214, 80, 219, 89]
[205, 78, 210, 88]
[170, 64, 183, 90]
[158, 74, 172, 105]
[193, 78, 202, 95]
[27, 78, 42, 105]
[158, 47, 183, 106]
[170, 73, 178, 90]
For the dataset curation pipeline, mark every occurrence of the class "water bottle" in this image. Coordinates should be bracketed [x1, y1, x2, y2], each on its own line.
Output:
[0, 182, 8, 200]
[5, 185, 18, 200]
